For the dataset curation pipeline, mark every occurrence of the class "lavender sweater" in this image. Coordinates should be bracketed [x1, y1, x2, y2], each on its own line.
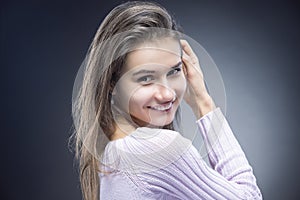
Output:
[99, 108, 262, 199]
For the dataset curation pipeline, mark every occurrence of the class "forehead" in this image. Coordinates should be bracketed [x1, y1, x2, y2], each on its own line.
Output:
[123, 38, 181, 73]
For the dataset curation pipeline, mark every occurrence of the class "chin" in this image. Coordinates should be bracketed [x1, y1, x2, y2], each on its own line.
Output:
[150, 117, 174, 127]
[130, 105, 179, 128]
[130, 114, 175, 128]
[145, 112, 177, 128]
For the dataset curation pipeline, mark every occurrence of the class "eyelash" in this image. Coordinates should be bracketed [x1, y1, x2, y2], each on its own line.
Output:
[167, 67, 182, 76]
[137, 67, 182, 84]
[137, 76, 154, 83]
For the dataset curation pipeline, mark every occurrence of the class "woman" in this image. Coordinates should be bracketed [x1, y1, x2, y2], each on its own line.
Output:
[71, 1, 262, 200]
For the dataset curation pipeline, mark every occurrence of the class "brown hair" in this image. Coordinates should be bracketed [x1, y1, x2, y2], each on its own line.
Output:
[70, 1, 182, 199]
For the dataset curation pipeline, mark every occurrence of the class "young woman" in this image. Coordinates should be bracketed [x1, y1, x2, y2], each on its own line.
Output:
[71, 1, 262, 200]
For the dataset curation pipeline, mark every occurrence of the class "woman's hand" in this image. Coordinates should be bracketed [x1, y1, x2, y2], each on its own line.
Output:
[180, 40, 216, 119]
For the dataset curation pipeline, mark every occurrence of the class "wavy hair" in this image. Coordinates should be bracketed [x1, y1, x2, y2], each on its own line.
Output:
[70, 1, 182, 199]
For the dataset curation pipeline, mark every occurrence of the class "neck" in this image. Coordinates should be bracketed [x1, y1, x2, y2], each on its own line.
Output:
[110, 116, 137, 141]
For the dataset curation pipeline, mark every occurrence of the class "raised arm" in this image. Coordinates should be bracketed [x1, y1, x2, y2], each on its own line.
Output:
[137, 108, 262, 199]
[135, 40, 262, 199]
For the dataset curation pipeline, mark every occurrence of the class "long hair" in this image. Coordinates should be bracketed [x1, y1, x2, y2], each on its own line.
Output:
[70, 1, 182, 199]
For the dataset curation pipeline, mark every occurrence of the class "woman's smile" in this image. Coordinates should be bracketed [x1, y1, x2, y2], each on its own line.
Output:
[147, 98, 176, 112]
[113, 38, 186, 127]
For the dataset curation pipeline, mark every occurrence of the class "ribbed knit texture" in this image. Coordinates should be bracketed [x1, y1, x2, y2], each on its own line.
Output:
[99, 108, 262, 199]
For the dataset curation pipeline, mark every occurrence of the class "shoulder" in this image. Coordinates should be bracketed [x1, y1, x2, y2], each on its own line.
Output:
[101, 127, 192, 173]
[121, 127, 192, 155]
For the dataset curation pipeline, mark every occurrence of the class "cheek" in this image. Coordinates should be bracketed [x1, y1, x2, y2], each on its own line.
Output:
[171, 75, 187, 98]
[129, 87, 154, 111]
[115, 79, 149, 111]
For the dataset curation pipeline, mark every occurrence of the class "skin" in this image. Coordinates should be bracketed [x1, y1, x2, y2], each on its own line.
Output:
[180, 40, 216, 119]
[111, 38, 215, 140]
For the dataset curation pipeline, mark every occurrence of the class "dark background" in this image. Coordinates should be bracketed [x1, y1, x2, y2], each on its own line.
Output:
[1, 0, 300, 199]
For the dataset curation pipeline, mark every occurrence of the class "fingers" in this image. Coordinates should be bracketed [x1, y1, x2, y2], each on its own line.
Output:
[181, 51, 194, 77]
[180, 40, 203, 79]
[180, 39, 194, 55]
[180, 40, 211, 112]
[180, 39, 198, 64]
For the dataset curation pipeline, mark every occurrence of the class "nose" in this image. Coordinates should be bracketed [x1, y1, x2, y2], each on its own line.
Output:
[154, 83, 176, 103]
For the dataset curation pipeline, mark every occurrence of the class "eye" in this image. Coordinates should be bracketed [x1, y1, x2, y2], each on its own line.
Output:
[137, 76, 154, 84]
[167, 67, 182, 76]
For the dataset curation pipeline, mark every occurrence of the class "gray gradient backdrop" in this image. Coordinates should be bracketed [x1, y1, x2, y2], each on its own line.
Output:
[1, 0, 300, 199]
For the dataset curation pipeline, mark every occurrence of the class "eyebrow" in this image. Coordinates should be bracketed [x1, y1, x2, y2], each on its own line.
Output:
[132, 61, 182, 76]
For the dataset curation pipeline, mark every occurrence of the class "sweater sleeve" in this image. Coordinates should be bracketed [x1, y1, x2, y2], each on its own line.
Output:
[137, 108, 262, 200]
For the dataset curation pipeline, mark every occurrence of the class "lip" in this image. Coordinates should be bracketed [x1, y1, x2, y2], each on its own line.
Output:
[147, 99, 176, 112]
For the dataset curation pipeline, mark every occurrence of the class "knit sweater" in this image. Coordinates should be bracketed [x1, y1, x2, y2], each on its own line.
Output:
[99, 108, 262, 199]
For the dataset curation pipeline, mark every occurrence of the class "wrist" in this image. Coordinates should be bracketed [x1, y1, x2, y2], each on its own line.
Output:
[193, 95, 215, 119]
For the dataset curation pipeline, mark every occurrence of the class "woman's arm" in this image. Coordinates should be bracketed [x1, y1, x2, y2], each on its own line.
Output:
[137, 108, 262, 199]
[135, 41, 262, 199]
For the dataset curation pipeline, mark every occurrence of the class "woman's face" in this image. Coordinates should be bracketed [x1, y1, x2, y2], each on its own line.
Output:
[113, 38, 186, 127]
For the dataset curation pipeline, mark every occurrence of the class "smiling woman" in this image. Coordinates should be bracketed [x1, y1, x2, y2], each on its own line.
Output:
[112, 38, 186, 130]
[70, 1, 262, 200]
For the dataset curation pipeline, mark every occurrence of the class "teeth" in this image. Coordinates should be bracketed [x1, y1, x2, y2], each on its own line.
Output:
[150, 102, 172, 111]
